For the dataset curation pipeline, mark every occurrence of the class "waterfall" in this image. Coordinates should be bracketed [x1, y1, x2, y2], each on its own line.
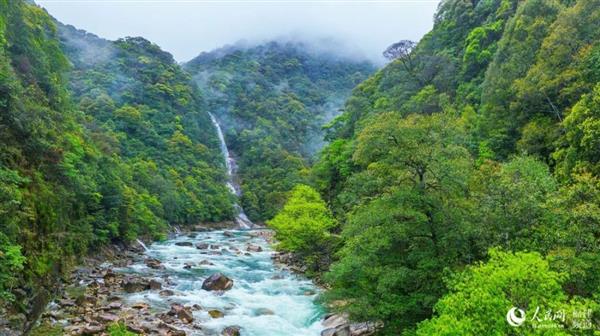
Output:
[136, 238, 149, 252]
[209, 113, 253, 229]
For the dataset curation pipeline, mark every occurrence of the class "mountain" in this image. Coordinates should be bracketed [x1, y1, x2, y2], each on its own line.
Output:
[58, 23, 234, 226]
[0, 1, 233, 326]
[267, 0, 600, 334]
[185, 41, 375, 221]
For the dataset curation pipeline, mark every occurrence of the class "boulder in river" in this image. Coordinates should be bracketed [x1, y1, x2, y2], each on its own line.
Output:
[122, 278, 149, 293]
[159, 289, 175, 297]
[222, 326, 241, 336]
[201, 273, 233, 291]
[322, 313, 378, 336]
[175, 241, 193, 247]
[195, 243, 209, 250]
[208, 309, 224, 318]
[169, 303, 194, 323]
[131, 302, 149, 310]
[246, 244, 263, 252]
[149, 279, 162, 290]
[144, 258, 163, 269]
[255, 308, 274, 316]
[321, 325, 351, 336]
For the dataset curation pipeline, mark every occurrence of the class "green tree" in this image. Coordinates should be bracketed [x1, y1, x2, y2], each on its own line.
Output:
[324, 112, 475, 334]
[547, 172, 600, 298]
[416, 249, 598, 336]
[470, 156, 557, 253]
[554, 84, 600, 180]
[268, 184, 336, 273]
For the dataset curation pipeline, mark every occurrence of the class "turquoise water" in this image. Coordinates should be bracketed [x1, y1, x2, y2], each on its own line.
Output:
[121, 230, 325, 335]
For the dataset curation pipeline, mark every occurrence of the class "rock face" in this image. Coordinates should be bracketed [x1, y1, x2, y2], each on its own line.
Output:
[201, 273, 233, 291]
[321, 314, 378, 336]
[222, 325, 241, 336]
[322, 326, 350, 336]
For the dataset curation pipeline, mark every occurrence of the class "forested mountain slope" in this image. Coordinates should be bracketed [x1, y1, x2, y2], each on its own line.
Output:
[267, 0, 600, 334]
[185, 43, 375, 221]
[58, 23, 234, 226]
[0, 0, 232, 325]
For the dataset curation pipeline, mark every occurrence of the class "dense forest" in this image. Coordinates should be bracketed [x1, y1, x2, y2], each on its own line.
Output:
[269, 0, 600, 334]
[185, 44, 374, 221]
[0, 0, 234, 321]
[2, 0, 600, 334]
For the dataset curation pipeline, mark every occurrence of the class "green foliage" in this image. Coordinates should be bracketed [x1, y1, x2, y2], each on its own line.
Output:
[185, 42, 375, 221]
[107, 323, 136, 336]
[554, 84, 600, 180]
[323, 113, 475, 334]
[0, 232, 25, 302]
[309, 1, 600, 334]
[0, 1, 233, 306]
[268, 184, 336, 272]
[416, 249, 597, 335]
[546, 172, 600, 298]
[470, 156, 557, 253]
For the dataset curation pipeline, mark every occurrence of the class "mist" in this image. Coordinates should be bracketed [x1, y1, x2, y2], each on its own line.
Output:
[37, 0, 440, 64]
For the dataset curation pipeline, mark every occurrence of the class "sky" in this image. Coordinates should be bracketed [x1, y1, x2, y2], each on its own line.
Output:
[37, 0, 441, 64]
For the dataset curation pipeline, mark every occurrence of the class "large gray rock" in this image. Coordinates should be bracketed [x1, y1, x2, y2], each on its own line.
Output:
[122, 278, 149, 293]
[246, 244, 263, 252]
[144, 258, 163, 269]
[222, 326, 241, 336]
[202, 273, 233, 291]
[322, 313, 349, 329]
[195, 243, 209, 250]
[148, 279, 162, 290]
[322, 314, 378, 336]
[168, 303, 194, 323]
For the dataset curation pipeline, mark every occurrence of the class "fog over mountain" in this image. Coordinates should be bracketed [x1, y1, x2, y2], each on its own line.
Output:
[37, 0, 440, 63]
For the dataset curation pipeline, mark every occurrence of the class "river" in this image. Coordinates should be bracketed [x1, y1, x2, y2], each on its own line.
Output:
[120, 230, 325, 335]
[116, 114, 325, 335]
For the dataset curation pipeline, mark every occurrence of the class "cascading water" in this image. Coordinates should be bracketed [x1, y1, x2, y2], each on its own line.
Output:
[136, 238, 149, 252]
[120, 230, 326, 335]
[209, 113, 253, 229]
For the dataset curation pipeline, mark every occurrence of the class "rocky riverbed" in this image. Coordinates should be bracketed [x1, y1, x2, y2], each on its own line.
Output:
[28, 229, 375, 336]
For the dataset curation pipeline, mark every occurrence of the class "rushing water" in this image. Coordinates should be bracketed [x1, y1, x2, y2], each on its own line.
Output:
[209, 113, 253, 229]
[121, 230, 325, 335]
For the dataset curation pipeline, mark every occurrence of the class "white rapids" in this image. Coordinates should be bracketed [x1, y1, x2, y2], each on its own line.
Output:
[120, 230, 325, 335]
[209, 113, 253, 229]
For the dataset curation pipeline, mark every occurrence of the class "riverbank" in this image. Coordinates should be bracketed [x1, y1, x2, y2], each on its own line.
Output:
[26, 229, 325, 335]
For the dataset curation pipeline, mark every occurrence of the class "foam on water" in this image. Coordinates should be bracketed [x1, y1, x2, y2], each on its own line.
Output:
[119, 230, 325, 335]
